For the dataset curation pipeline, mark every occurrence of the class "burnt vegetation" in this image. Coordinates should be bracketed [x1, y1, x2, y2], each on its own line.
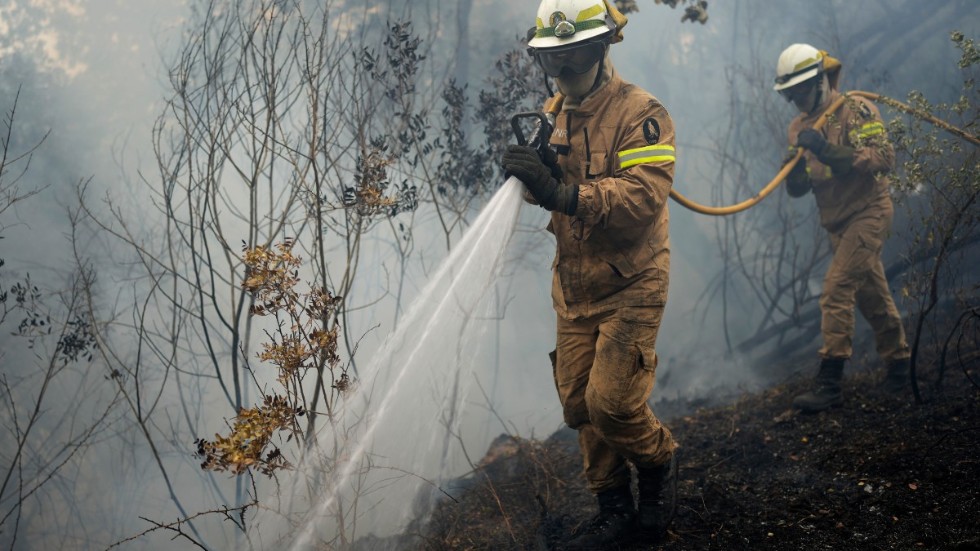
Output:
[401, 363, 978, 551]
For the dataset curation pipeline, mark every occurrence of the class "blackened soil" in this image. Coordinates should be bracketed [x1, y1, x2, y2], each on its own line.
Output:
[403, 365, 980, 551]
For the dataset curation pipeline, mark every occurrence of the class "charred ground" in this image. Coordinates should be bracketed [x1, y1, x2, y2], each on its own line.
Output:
[365, 359, 979, 551]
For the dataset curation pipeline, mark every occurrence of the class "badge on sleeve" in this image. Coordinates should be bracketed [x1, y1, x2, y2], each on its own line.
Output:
[857, 102, 873, 119]
[643, 117, 661, 144]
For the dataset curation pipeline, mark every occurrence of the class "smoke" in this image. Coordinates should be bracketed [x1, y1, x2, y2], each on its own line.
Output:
[1, 1, 976, 549]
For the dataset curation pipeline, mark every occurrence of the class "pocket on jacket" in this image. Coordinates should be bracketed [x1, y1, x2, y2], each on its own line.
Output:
[638, 344, 658, 373]
[584, 150, 609, 180]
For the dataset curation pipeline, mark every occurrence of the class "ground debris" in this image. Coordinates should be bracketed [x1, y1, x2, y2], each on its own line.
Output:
[366, 367, 979, 551]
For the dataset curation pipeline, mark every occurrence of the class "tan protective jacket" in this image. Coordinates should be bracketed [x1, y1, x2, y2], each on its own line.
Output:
[788, 89, 894, 232]
[543, 68, 676, 320]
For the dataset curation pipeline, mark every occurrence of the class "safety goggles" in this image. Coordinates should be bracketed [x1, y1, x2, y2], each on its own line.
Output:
[534, 41, 606, 78]
[779, 77, 817, 102]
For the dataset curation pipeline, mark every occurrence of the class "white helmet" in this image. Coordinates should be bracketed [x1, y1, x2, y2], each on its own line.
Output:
[528, 0, 616, 50]
[773, 43, 824, 91]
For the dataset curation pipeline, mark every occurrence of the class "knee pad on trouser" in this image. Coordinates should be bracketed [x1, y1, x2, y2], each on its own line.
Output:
[564, 404, 591, 430]
[585, 384, 637, 434]
[585, 335, 656, 433]
[552, 348, 593, 430]
[584, 339, 663, 456]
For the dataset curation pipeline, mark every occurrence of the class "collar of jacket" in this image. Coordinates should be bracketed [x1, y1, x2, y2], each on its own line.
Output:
[561, 57, 618, 114]
[799, 88, 843, 125]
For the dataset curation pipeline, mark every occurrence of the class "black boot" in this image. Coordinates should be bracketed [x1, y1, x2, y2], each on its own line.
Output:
[792, 358, 845, 412]
[566, 485, 636, 550]
[636, 452, 678, 541]
[881, 358, 910, 393]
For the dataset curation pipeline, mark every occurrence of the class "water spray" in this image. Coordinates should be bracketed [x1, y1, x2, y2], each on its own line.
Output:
[269, 99, 577, 546]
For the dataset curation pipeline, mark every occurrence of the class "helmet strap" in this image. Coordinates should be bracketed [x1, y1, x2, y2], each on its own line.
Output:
[586, 44, 609, 96]
[808, 74, 827, 114]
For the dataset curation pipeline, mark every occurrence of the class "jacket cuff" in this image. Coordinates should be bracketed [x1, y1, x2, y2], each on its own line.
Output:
[575, 184, 599, 224]
[559, 183, 580, 216]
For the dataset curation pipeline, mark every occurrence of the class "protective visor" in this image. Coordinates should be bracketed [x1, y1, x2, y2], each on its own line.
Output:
[534, 41, 605, 78]
[778, 76, 817, 102]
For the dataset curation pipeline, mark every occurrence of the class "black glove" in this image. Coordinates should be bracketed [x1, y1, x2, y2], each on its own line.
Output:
[502, 144, 578, 215]
[818, 143, 856, 176]
[797, 128, 855, 176]
[796, 128, 828, 156]
[540, 145, 563, 180]
[783, 152, 811, 198]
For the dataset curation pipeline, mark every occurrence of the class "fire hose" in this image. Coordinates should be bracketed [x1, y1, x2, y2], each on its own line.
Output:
[518, 92, 979, 217]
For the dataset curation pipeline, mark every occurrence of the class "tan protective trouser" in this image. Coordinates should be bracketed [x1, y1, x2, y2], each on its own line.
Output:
[819, 206, 910, 362]
[553, 306, 676, 493]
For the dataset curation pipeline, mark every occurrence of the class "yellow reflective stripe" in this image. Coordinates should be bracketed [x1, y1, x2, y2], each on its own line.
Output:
[793, 54, 821, 71]
[849, 121, 885, 141]
[618, 144, 675, 169]
[577, 4, 605, 22]
[536, 17, 544, 29]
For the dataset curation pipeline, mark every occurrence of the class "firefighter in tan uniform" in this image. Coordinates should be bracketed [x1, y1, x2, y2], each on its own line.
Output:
[501, 0, 677, 547]
[774, 44, 911, 413]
